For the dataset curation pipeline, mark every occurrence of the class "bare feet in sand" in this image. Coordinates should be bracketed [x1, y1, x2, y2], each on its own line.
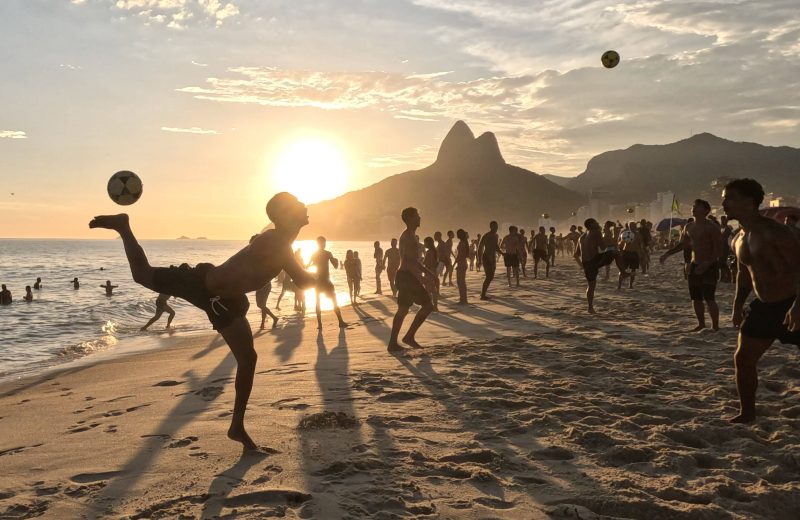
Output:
[690, 325, 706, 332]
[228, 426, 258, 451]
[728, 413, 755, 424]
[89, 214, 129, 231]
[387, 342, 408, 356]
[338, 321, 348, 328]
[402, 335, 422, 348]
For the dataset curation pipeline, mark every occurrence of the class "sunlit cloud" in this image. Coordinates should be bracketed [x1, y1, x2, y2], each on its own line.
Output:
[74, 0, 240, 29]
[160, 126, 220, 134]
[0, 131, 27, 139]
[191, 60, 209, 67]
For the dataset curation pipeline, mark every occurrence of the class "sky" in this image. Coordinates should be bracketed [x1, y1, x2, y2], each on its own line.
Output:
[1, 0, 798, 239]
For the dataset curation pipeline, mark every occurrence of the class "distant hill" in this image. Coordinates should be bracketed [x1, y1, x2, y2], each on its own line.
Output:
[542, 174, 574, 188]
[301, 121, 586, 240]
[567, 133, 800, 202]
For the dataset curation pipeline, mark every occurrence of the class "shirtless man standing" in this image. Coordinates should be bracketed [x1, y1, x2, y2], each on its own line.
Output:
[720, 179, 800, 423]
[659, 200, 723, 331]
[373, 241, 384, 295]
[308, 236, 348, 330]
[383, 238, 401, 297]
[618, 222, 643, 290]
[477, 221, 500, 300]
[388, 207, 436, 353]
[500, 225, 523, 287]
[89, 192, 326, 450]
[575, 219, 629, 313]
[530, 226, 550, 279]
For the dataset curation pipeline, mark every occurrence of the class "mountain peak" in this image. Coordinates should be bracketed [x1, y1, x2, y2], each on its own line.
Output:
[684, 132, 727, 144]
[436, 121, 504, 169]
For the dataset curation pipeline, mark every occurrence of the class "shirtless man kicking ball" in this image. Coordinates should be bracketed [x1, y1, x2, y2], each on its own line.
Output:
[89, 192, 327, 450]
[721, 179, 800, 423]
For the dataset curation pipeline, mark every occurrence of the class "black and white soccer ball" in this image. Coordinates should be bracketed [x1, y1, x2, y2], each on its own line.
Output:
[107, 170, 143, 206]
[601, 50, 620, 69]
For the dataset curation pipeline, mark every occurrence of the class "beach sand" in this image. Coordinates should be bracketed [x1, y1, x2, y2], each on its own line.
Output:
[1, 259, 798, 519]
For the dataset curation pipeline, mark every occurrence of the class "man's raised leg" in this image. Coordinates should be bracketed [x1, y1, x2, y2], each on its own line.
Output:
[402, 301, 433, 348]
[219, 316, 259, 450]
[730, 334, 772, 423]
[89, 214, 156, 289]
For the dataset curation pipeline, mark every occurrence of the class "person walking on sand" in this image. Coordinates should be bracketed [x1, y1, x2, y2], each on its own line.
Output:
[575, 219, 629, 314]
[141, 293, 176, 331]
[500, 225, 523, 288]
[89, 192, 332, 451]
[388, 207, 436, 353]
[100, 280, 118, 296]
[468, 237, 477, 272]
[477, 222, 500, 300]
[474, 234, 483, 272]
[255, 281, 279, 330]
[531, 226, 550, 279]
[0, 285, 11, 305]
[308, 237, 348, 330]
[444, 230, 456, 286]
[33, 277, 42, 290]
[353, 251, 363, 300]
[373, 241, 384, 294]
[548, 227, 557, 267]
[423, 236, 440, 311]
[519, 229, 529, 277]
[383, 238, 401, 297]
[455, 229, 470, 304]
[659, 200, 723, 332]
[716, 179, 800, 423]
[618, 222, 643, 290]
[344, 250, 359, 304]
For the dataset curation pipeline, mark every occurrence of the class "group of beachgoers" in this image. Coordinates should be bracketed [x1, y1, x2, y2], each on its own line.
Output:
[74, 177, 799, 450]
[0, 277, 122, 306]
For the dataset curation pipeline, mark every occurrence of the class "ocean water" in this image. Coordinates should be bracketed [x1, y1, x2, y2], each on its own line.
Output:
[0, 239, 384, 380]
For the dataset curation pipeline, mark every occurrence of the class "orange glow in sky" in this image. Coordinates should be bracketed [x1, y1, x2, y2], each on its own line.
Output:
[270, 138, 352, 205]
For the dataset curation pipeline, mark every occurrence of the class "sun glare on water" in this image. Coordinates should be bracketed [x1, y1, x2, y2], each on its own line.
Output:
[271, 138, 351, 204]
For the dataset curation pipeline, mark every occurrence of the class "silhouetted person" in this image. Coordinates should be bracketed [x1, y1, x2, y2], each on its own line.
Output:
[618, 222, 643, 290]
[88, 192, 329, 450]
[474, 233, 483, 272]
[721, 179, 800, 423]
[23, 286, 33, 302]
[344, 250, 359, 305]
[444, 230, 456, 286]
[531, 226, 550, 278]
[468, 238, 476, 271]
[660, 200, 723, 331]
[500, 225, 523, 287]
[0, 284, 11, 305]
[33, 277, 42, 290]
[719, 216, 734, 283]
[423, 236, 440, 311]
[383, 238, 401, 297]
[373, 241, 384, 294]
[100, 280, 118, 296]
[72, 277, 80, 290]
[575, 218, 629, 314]
[548, 227, 557, 267]
[519, 229, 528, 277]
[477, 222, 500, 300]
[353, 251, 363, 300]
[141, 293, 176, 330]
[388, 207, 436, 353]
[309, 236, 347, 330]
[455, 229, 469, 304]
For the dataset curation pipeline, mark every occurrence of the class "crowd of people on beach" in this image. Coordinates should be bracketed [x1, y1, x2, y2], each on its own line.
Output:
[74, 178, 800, 450]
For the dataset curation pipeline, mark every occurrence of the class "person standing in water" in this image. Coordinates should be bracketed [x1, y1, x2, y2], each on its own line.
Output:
[100, 280, 118, 296]
[141, 293, 176, 331]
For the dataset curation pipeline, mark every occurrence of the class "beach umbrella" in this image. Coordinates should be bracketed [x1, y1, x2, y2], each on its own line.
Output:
[759, 206, 800, 224]
[656, 217, 686, 232]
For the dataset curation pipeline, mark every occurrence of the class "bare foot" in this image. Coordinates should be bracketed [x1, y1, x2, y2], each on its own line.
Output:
[480, 295, 491, 301]
[272, 317, 279, 329]
[260, 323, 266, 330]
[728, 413, 755, 424]
[402, 336, 422, 348]
[89, 214, 129, 231]
[228, 426, 258, 451]
[387, 342, 407, 355]
[690, 325, 706, 332]
[338, 321, 348, 328]
[588, 307, 597, 314]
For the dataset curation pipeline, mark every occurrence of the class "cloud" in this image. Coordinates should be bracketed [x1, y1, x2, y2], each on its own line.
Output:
[160, 126, 220, 134]
[74, 0, 240, 29]
[0, 131, 27, 139]
[191, 60, 209, 67]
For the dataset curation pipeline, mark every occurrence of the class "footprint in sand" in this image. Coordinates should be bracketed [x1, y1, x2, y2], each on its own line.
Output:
[70, 470, 123, 483]
[152, 380, 184, 387]
[0, 444, 43, 457]
[167, 436, 198, 448]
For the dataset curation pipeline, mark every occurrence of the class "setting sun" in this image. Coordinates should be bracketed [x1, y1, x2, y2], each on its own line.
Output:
[271, 138, 351, 204]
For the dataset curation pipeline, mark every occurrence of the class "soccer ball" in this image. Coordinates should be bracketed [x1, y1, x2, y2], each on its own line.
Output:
[601, 50, 620, 69]
[626, 207, 634, 214]
[107, 171, 143, 206]
[621, 229, 635, 243]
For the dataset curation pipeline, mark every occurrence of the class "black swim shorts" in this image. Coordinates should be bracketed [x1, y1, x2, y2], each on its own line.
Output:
[740, 297, 800, 346]
[396, 270, 431, 308]
[687, 262, 718, 301]
[582, 251, 615, 282]
[503, 253, 520, 268]
[621, 251, 640, 271]
[533, 248, 548, 262]
[153, 263, 249, 330]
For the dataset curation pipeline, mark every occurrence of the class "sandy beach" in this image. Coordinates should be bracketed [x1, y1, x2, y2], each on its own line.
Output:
[1, 260, 798, 519]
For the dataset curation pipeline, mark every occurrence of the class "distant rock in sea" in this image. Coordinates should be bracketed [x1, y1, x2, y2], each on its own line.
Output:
[177, 236, 190, 240]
